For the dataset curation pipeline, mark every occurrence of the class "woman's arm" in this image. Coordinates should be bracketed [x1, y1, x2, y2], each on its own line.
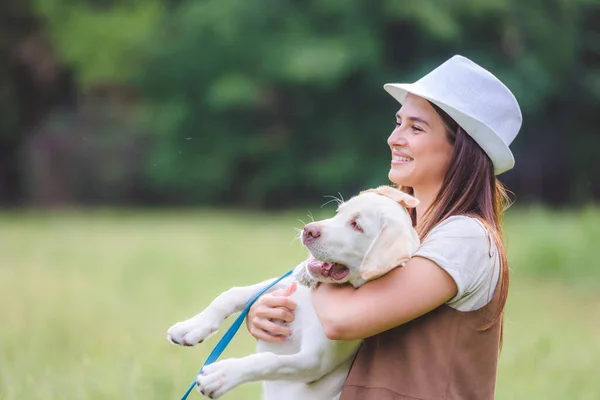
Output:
[311, 256, 457, 341]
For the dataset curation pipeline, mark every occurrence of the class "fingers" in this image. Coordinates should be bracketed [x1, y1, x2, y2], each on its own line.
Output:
[258, 293, 297, 312]
[246, 305, 290, 343]
[269, 282, 297, 298]
[246, 285, 298, 342]
[255, 304, 295, 323]
[282, 282, 297, 297]
[248, 321, 287, 343]
[251, 316, 291, 337]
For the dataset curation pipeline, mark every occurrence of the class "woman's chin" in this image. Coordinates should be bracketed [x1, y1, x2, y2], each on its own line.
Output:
[388, 168, 414, 187]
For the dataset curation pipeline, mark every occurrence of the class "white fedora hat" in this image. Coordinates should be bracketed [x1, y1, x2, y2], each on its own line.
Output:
[384, 55, 522, 175]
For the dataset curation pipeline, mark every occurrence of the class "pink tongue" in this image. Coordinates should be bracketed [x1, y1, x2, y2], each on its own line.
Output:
[308, 257, 349, 280]
[331, 264, 349, 280]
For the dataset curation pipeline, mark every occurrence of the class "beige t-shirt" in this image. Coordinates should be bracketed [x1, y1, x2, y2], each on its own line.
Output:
[413, 215, 500, 311]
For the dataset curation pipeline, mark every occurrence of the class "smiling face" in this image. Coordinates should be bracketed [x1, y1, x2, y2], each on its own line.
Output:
[388, 94, 455, 191]
[299, 189, 420, 288]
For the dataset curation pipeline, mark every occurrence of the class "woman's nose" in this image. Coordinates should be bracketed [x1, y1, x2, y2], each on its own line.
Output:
[388, 128, 408, 147]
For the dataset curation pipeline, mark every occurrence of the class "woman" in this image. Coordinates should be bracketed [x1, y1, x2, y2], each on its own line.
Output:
[247, 55, 522, 399]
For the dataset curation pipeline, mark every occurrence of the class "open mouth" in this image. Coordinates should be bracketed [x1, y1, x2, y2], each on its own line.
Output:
[392, 155, 413, 164]
[307, 257, 349, 281]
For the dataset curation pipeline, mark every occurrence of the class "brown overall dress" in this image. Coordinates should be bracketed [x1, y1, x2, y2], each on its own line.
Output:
[340, 283, 502, 400]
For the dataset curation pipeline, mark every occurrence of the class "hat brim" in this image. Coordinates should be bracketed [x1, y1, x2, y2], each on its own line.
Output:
[384, 83, 514, 175]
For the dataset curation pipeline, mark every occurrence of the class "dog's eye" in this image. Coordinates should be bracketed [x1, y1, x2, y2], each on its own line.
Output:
[350, 220, 363, 233]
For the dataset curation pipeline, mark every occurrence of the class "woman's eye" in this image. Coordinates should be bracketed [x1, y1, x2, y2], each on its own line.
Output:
[412, 125, 423, 132]
[350, 220, 363, 233]
[394, 121, 401, 127]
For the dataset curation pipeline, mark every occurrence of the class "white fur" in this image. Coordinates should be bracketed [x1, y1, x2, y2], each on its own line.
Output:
[167, 186, 420, 399]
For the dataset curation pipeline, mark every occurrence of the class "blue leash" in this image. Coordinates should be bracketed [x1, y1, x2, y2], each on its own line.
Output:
[180, 269, 295, 400]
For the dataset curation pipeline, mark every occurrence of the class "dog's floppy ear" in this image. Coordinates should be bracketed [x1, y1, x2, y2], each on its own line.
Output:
[360, 186, 419, 208]
[359, 216, 419, 281]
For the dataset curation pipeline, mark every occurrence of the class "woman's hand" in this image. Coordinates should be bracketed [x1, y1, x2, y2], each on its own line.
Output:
[246, 282, 297, 342]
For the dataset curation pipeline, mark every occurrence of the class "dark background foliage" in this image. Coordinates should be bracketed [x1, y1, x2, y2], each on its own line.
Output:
[1, 0, 599, 208]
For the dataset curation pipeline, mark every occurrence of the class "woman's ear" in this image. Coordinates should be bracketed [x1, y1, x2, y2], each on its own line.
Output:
[360, 185, 420, 208]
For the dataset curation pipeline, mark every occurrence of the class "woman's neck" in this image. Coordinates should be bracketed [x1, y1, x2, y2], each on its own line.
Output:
[413, 184, 442, 222]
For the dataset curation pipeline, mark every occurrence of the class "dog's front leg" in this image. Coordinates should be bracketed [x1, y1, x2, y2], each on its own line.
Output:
[167, 277, 289, 347]
[196, 352, 318, 399]
[197, 339, 358, 399]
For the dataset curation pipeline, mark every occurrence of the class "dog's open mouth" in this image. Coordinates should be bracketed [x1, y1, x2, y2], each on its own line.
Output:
[307, 257, 350, 281]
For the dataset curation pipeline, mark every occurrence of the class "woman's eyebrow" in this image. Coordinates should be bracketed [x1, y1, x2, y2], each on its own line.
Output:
[395, 113, 430, 127]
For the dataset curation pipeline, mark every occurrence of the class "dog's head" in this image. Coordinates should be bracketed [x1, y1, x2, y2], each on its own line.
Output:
[296, 186, 420, 288]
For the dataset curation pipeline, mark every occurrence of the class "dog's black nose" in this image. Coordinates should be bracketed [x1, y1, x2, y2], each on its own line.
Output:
[303, 224, 321, 243]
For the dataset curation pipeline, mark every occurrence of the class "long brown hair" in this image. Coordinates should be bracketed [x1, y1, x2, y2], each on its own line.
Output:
[400, 101, 512, 332]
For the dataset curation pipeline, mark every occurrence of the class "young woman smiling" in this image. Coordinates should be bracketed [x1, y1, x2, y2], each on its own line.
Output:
[247, 55, 522, 400]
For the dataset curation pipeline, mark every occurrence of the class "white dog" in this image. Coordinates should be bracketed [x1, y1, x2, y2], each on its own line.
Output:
[167, 186, 420, 399]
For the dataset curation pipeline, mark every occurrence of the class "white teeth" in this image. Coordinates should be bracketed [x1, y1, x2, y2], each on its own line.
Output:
[393, 156, 413, 162]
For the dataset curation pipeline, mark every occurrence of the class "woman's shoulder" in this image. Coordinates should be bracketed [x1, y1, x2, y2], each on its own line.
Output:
[417, 215, 494, 260]
[415, 215, 499, 311]
[426, 215, 491, 240]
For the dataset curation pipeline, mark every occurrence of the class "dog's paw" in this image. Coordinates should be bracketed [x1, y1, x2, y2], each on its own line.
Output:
[196, 359, 246, 399]
[167, 313, 220, 346]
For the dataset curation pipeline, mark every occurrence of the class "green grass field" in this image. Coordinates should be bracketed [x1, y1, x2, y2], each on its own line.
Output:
[1, 206, 599, 399]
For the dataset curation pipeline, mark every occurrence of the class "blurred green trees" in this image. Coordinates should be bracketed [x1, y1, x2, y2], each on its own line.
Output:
[3, 0, 599, 207]
[135, 0, 600, 206]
